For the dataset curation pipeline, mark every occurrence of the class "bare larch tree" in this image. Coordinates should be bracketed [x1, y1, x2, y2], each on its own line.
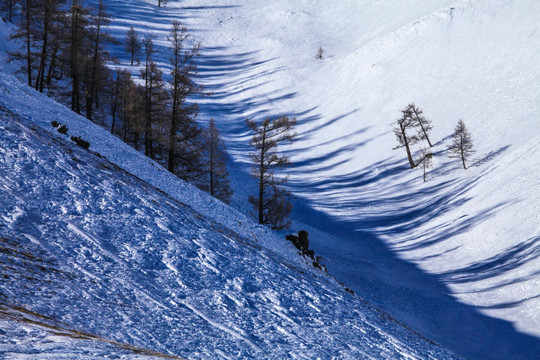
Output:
[167, 20, 202, 179]
[407, 103, 433, 147]
[125, 27, 140, 66]
[247, 116, 296, 230]
[394, 105, 420, 169]
[417, 147, 433, 182]
[448, 119, 475, 169]
[200, 119, 232, 204]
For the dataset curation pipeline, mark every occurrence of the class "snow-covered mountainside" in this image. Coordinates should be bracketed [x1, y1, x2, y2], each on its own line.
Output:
[0, 71, 459, 358]
[1, 0, 539, 359]
[146, 0, 538, 358]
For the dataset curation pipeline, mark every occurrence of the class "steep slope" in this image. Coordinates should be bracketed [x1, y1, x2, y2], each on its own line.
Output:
[86, 0, 540, 358]
[0, 70, 458, 358]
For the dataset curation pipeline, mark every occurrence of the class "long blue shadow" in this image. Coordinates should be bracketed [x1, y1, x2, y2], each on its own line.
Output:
[290, 189, 540, 360]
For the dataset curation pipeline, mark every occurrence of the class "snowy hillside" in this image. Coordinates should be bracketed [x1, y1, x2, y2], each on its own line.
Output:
[1, 0, 540, 359]
[96, 0, 539, 358]
[0, 70, 461, 358]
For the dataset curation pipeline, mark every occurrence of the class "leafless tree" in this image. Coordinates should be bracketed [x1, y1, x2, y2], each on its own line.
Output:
[166, 20, 202, 178]
[125, 27, 140, 66]
[8, 0, 38, 87]
[247, 116, 296, 230]
[407, 103, 433, 147]
[417, 147, 433, 182]
[200, 119, 232, 204]
[67, 0, 92, 114]
[394, 105, 420, 168]
[85, 0, 114, 121]
[448, 119, 475, 169]
[140, 35, 166, 158]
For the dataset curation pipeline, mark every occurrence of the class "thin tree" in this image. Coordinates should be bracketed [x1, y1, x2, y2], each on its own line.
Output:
[85, 0, 114, 121]
[247, 116, 296, 230]
[120, 77, 145, 148]
[8, 0, 35, 86]
[407, 103, 433, 147]
[67, 0, 91, 114]
[125, 27, 140, 66]
[140, 57, 167, 159]
[448, 119, 475, 169]
[393, 105, 420, 169]
[200, 119, 232, 204]
[35, 0, 51, 92]
[167, 20, 203, 178]
[1, 0, 18, 22]
[22, 0, 33, 86]
[110, 68, 123, 134]
[140, 35, 158, 157]
[315, 46, 324, 60]
[417, 147, 433, 182]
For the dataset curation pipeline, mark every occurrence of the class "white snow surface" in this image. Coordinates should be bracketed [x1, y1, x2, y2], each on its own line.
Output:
[1, 0, 540, 359]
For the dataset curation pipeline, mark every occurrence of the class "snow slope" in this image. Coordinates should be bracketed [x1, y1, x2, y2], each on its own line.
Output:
[88, 0, 539, 358]
[0, 37, 458, 360]
[1, 0, 540, 358]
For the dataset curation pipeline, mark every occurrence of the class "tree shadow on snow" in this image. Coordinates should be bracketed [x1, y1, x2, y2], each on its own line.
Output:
[288, 153, 540, 359]
[110, 3, 540, 358]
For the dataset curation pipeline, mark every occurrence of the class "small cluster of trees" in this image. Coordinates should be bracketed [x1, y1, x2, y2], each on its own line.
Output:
[3, 0, 232, 204]
[393, 103, 475, 181]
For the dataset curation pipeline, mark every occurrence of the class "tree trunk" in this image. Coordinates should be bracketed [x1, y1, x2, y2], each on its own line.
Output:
[167, 77, 178, 172]
[70, 2, 81, 114]
[86, 0, 103, 120]
[45, 36, 60, 86]
[460, 134, 467, 169]
[209, 142, 215, 196]
[144, 57, 152, 157]
[258, 130, 266, 224]
[401, 123, 416, 168]
[25, 0, 32, 87]
[36, 0, 51, 93]
[413, 107, 432, 147]
[110, 70, 120, 134]
[8, 0, 13, 22]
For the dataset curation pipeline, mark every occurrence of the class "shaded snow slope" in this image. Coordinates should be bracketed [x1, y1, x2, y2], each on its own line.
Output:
[0, 72, 458, 357]
[84, 0, 540, 358]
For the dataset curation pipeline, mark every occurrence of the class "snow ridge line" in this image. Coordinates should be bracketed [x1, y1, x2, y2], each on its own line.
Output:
[349, 0, 468, 65]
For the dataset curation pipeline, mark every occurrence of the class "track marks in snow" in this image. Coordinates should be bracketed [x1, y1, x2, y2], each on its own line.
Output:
[178, 299, 262, 353]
